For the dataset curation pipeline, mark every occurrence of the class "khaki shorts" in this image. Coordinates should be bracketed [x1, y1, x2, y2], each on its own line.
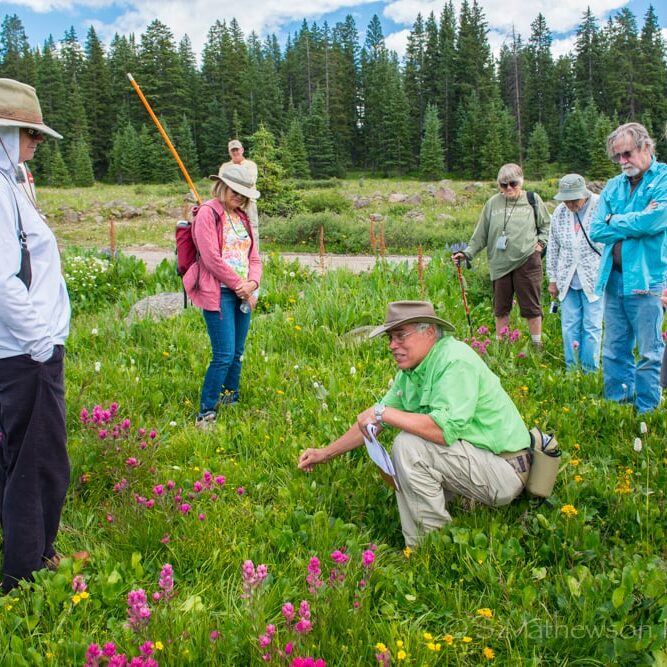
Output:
[493, 252, 543, 318]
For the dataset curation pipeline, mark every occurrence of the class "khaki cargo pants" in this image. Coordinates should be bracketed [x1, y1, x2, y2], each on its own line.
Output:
[391, 432, 524, 547]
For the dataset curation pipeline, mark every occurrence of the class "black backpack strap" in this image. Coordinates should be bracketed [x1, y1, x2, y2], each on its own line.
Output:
[527, 191, 546, 256]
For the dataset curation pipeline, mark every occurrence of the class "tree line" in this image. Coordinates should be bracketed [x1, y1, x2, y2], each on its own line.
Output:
[0, 3, 665, 186]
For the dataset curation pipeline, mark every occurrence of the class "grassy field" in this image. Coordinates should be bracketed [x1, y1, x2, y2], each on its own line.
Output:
[1, 178, 665, 666]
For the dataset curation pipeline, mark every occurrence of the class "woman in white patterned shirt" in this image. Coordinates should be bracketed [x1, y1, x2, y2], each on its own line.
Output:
[546, 174, 603, 372]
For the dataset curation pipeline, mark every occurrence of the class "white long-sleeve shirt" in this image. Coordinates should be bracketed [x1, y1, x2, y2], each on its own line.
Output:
[0, 127, 70, 361]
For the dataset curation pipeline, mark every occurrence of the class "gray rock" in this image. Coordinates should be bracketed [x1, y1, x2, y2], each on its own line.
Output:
[434, 187, 457, 204]
[436, 213, 456, 221]
[126, 292, 186, 323]
[406, 194, 422, 205]
[405, 210, 425, 222]
[368, 213, 384, 222]
[388, 193, 408, 203]
[63, 209, 79, 224]
[353, 197, 371, 209]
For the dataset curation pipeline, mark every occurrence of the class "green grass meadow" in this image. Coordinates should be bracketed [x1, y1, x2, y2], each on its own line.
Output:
[1, 179, 666, 666]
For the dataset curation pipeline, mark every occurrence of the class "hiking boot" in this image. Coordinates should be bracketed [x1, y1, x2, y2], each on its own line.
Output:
[195, 411, 216, 430]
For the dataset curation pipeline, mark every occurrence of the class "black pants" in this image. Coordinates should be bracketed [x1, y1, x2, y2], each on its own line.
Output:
[0, 347, 69, 592]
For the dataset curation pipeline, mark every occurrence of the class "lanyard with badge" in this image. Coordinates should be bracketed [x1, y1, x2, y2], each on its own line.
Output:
[496, 198, 517, 250]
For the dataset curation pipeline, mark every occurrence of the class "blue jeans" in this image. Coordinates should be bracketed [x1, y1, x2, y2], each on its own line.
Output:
[602, 269, 664, 413]
[200, 288, 252, 414]
[560, 288, 603, 372]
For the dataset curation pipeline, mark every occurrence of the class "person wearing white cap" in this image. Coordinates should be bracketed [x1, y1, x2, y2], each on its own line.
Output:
[183, 163, 262, 429]
[546, 174, 604, 372]
[298, 301, 535, 548]
[0, 78, 71, 591]
[222, 139, 259, 243]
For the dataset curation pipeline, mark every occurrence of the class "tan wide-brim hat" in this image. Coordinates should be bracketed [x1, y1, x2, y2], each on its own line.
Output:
[209, 163, 260, 200]
[368, 301, 455, 338]
[0, 78, 62, 139]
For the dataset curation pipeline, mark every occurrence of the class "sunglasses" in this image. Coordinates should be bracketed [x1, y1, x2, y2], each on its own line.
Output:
[24, 128, 44, 138]
[499, 180, 520, 189]
[610, 148, 637, 163]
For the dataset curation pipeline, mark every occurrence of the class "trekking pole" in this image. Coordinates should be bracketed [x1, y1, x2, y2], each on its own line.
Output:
[455, 258, 474, 338]
[126, 73, 201, 205]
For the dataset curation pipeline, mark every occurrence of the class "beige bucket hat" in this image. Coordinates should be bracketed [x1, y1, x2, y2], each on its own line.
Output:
[368, 301, 455, 338]
[0, 78, 62, 139]
[553, 174, 592, 201]
[209, 164, 260, 199]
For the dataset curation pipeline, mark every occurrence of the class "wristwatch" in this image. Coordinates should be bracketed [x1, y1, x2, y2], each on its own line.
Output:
[373, 403, 386, 425]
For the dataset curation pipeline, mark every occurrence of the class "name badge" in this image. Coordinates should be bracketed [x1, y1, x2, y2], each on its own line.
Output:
[496, 233, 508, 251]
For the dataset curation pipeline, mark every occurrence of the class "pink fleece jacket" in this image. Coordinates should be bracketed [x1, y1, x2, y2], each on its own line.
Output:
[183, 198, 262, 311]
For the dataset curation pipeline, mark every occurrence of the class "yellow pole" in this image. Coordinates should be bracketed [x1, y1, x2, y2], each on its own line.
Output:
[126, 73, 201, 204]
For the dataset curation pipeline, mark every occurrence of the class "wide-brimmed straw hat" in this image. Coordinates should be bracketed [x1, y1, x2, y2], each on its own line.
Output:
[209, 163, 260, 200]
[0, 78, 62, 139]
[368, 301, 455, 338]
[553, 174, 591, 201]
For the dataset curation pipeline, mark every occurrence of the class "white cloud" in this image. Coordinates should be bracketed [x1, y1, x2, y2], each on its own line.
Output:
[551, 34, 578, 59]
[385, 28, 410, 58]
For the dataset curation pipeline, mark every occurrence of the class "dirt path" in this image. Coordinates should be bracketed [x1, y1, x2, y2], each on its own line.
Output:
[125, 247, 431, 273]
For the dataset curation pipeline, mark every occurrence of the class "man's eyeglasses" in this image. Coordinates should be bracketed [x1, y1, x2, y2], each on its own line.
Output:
[24, 128, 43, 138]
[386, 328, 420, 344]
[499, 180, 520, 189]
[611, 148, 638, 163]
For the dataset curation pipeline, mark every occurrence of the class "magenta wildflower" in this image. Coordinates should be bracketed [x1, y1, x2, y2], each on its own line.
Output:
[361, 550, 375, 567]
[295, 619, 313, 634]
[285, 642, 294, 655]
[106, 513, 114, 523]
[478, 325, 490, 335]
[72, 575, 87, 593]
[299, 600, 311, 618]
[166, 480, 175, 490]
[241, 560, 269, 597]
[517, 352, 527, 359]
[126, 589, 151, 631]
[80, 408, 89, 423]
[236, 486, 246, 496]
[572, 340, 580, 349]
[149, 430, 157, 439]
[330, 550, 350, 564]
[85, 643, 102, 662]
[266, 624, 276, 637]
[282, 602, 295, 622]
[102, 643, 117, 657]
[210, 630, 220, 641]
[202, 470, 213, 488]
[258, 634, 272, 648]
[193, 481, 203, 493]
[159, 563, 174, 600]
[139, 641, 154, 657]
[125, 457, 139, 467]
[98, 429, 108, 440]
[198, 513, 206, 521]
[161, 533, 170, 544]
[153, 484, 165, 496]
[509, 329, 521, 342]
[113, 479, 128, 493]
[215, 475, 226, 486]
[179, 503, 191, 515]
[121, 418, 131, 430]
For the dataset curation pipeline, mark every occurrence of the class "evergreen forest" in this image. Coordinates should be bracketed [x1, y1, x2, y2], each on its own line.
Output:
[1, 2, 666, 185]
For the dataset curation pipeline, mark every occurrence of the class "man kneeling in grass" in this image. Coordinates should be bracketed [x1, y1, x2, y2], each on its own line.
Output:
[298, 301, 532, 548]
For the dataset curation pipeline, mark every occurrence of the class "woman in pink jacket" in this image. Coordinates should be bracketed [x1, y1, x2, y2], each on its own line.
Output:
[183, 164, 262, 428]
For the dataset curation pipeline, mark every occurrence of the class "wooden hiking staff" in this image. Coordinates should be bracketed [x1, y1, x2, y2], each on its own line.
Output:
[126, 73, 202, 205]
[455, 259, 473, 338]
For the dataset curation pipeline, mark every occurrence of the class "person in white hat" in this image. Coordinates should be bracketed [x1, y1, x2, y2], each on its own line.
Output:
[298, 301, 534, 548]
[183, 163, 262, 429]
[221, 139, 259, 243]
[0, 78, 71, 591]
[546, 174, 604, 372]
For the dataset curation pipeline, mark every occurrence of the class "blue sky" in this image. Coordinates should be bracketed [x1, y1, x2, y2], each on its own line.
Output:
[4, 0, 666, 61]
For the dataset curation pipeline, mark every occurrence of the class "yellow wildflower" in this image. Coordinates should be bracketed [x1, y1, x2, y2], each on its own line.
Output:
[476, 608, 493, 618]
[569, 459, 580, 466]
[463, 636, 473, 643]
[154, 641, 164, 651]
[560, 504, 578, 518]
[574, 443, 580, 450]
[71, 594, 81, 605]
[375, 643, 388, 653]
[574, 475, 583, 483]
[483, 646, 495, 660]
[395, 640, 404, 648]
[423, 632, 433, 641]
[276, 389, 284, 395]
[426, 642, 437, 651]
[397, 650, 407, 660]
[443, 634, 454, 645]
[520, 386, 528, 392]
[295, 325, 302, 331]
[46, 652, 54, 659]
[402, 546, 412, 559]
[79, 591, 90, 600]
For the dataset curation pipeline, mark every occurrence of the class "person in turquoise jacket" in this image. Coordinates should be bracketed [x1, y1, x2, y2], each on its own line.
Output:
[589, 122, 667, 414]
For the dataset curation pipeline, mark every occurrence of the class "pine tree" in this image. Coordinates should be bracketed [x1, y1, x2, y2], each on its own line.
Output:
[108, 122, 140, 184]
[525, 123, 550, 179]
[638, 6, 667, 147]
[480, 90, 518, 178]
[248, 123, 302, 216]
[107, 34, 138, 129]
[605, 9, 641, 120]
[198, 97, 229, 177]
[0, 14, 35, 82]
[438, 2, 457, 170]
[589, 113, 616, 180]
[419, 103, 445, 179]
[280, 119, 310, 178]
[303, 87, 338, 178]
[69, 138, 95, 186]
[456, 91, 484, 177]
[574, 8, 605, 109]
[50, 144, 72, 187]
[81, 26, 112, 179]
[173, 115, 200, 179]
[59, 27, 84, 83]
[560, 104, 589, 172]
[404, 14, 426, 149]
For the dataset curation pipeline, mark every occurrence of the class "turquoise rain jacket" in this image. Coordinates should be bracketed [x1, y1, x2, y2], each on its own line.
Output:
[590, 157, 667, 295]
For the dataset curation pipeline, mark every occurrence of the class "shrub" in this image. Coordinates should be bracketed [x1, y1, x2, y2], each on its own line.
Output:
[301, 191, 351, 214]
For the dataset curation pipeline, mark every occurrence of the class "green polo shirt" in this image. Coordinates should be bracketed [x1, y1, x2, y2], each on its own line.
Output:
[381, 337, 529, 454]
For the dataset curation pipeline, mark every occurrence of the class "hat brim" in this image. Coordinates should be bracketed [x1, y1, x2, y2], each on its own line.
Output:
[208, 174, 260, 200]
[0, 118, 63, 140]
[368, 315, 455, 339]
[554, 188, 592, 201]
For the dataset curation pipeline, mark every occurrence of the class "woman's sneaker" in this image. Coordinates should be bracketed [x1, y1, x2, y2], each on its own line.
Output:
[195, 410, 217, 430]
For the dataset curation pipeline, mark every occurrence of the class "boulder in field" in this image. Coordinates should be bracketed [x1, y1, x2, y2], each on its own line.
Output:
[126, 292, 185, 323]
[388, 193, 408, 203]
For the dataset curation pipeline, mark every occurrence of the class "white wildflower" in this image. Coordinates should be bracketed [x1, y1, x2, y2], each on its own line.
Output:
[94, 361, 101, 373]
[349, 366, 357, 375]
[639, 422, 647, 434]
[91, 328, 98, 336]
[633, 437, 642, 453]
